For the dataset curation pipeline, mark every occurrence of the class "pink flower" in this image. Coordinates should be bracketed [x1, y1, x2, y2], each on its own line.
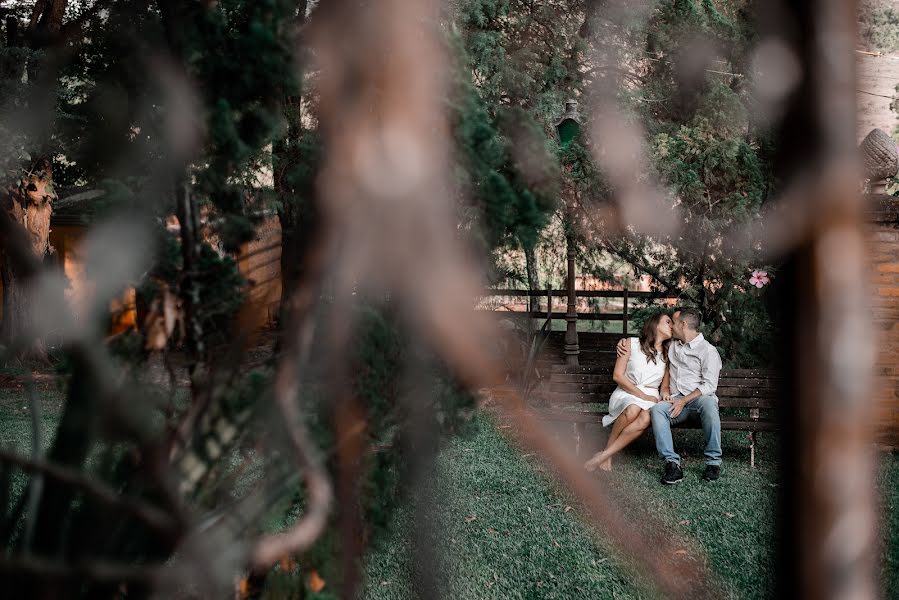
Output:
[749, 270, 770, 288]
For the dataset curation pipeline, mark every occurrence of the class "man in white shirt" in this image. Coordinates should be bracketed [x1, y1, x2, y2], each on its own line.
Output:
[617, 307, 723, 484]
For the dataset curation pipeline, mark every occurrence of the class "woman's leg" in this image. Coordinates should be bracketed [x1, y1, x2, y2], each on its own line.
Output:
[591, 411, 651, 467]
[606, 405, 640, 450]
[600, 404, 642, 469]
[585, 404, 640, 471]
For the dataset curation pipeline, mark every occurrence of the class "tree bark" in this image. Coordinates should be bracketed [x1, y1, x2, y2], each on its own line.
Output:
[273, 97, 302, 305]
[275, 0, 313, 313]
[5, 14, 19, 48]
[174, 177, 204, 367]
[1, 159, 56, 358]
[25, 0, 68, 48]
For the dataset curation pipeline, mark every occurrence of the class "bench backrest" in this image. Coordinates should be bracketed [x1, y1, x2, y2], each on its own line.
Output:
[545, 366, 779, 409]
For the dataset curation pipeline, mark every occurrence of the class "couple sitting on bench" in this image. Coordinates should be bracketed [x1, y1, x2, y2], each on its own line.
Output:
[583, 307, 723, 484]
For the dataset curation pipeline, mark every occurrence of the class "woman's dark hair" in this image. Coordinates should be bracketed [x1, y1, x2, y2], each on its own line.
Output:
[639, 312, 671, 364]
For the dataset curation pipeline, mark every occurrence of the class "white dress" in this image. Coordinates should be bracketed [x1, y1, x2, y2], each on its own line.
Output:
[602, 337, 666, 427]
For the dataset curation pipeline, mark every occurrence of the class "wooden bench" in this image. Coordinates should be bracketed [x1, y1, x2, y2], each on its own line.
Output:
[534, 364, 779, 467]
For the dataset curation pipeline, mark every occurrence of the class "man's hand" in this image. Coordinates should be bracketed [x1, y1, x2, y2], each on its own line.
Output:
[616, 338, 630, 357]
[670, 398, 687, 418]
[661, 390, 672, 403]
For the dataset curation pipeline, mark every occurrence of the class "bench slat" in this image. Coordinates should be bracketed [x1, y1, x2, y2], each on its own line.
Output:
[550, 365, 777, 377]
[720, 369, 778, 378]
[547, 383, 778, 398]
[549, 374, 779, 388]
[717, 387, 777, 399]
[534, 409, 779, 430]
[542, 393, 775, 409]
[719, 418, 779, 431]
[541, 392, 607, 404]
[717, 397, 775, 408]
[718, 377, 779, 387]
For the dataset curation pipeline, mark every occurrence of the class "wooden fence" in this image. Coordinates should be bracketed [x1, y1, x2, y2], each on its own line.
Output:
[480, 288, 680, 333]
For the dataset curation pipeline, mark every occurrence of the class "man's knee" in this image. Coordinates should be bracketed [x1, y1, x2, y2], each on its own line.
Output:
[696, 395, 719, 412]
[650, 402, 671, 420]
[696, 396, 720, 421]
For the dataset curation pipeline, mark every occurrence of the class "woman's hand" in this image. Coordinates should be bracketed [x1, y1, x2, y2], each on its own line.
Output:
[639, 392, 657, 403]
[660, 390, 672, 403]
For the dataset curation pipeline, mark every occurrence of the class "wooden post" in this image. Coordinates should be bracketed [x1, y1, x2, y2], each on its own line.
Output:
[564, 231, 579, 366]
[546, 285, 552, 328]
[574, 422, 584, 458]
[749, 407, 759, 468]
[749, 432, 756, 469]
[622, 288, 629, 335]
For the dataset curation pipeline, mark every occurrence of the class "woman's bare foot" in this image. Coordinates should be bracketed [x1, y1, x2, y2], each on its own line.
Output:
[585, 452, 611, 473]
[584, 454, 603, 472]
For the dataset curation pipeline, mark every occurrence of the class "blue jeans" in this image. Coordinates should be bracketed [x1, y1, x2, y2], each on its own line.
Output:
[649, 395, 722, 466]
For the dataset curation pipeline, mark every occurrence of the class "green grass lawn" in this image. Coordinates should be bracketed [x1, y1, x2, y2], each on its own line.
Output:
[0, 370, 65, 452]
[0, 373, 896, 599]
[361, 416, 899, 600]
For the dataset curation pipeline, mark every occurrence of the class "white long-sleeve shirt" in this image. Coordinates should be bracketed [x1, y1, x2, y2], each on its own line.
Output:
[667, 333, 722, 398]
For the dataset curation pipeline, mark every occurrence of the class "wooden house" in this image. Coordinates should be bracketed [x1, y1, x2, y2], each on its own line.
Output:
[0, 205, 283, 339]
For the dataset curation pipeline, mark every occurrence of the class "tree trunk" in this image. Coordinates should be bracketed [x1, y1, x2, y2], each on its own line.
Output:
[174, 177, 204, 367]
[0, 159, 56, 358]
[274, 124, 300, 305]
[1, 257, 40, 350]
[25, 0, 68, 48]
[275, 1, 311, 311]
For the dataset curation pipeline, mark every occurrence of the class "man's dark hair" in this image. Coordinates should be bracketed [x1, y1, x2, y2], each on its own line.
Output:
[674, 307, 701, 331]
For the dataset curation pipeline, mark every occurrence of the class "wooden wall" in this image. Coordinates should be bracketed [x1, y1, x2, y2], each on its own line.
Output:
[236, 215, 282, 330]
[867, 195, 899, 448]
[0, 219, 283, 337]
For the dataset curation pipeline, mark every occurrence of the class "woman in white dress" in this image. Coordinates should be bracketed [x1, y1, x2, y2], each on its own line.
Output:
[584, 312, 673, 472]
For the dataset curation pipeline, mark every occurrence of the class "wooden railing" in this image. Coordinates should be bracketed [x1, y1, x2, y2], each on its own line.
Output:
[480, 288, 680, 334]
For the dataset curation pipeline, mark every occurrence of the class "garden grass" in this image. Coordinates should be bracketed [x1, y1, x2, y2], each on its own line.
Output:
[360, 416, 898, 600]
[0, 380, 895, 599]
[878, 451, 899, 597]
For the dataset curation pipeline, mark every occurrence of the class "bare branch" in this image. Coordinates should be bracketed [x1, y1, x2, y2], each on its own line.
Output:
[0, 554, 166, 583]
[0, 448, 179, 537]
[249, 237, 333, 568]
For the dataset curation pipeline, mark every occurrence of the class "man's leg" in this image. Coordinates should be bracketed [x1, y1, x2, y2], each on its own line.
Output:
[689, 395, 722, 466]
[649, 402, 681, 465]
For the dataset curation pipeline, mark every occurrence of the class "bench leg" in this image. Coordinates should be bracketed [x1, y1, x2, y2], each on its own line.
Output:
[749, 431, 757, 468]
[574, 423, 583, 458]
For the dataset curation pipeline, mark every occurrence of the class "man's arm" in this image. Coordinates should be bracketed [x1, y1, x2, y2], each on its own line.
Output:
[660, 367, 672, 402]
[671, 347, 721, 417]
[697, 347, 723, 397]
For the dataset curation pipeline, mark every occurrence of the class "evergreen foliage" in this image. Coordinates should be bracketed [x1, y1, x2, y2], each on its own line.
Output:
[451, 76, 559, 252]
[563, 0, 776, 366]
[860, 0, 899, 53]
